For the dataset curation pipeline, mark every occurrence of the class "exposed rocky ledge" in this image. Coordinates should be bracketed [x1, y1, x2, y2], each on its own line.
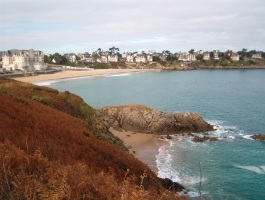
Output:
[95, 104, 214, 135]
[192, 135, 219, 142]
[251, 134, 265, 141]
[159, 178, 186, 192]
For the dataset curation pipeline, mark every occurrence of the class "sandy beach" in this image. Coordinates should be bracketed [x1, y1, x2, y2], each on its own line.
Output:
[13, 68, 157, 83]
[109, 127, 166, 174]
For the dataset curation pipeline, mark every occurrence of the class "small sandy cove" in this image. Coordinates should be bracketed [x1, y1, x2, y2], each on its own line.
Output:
[109, 127, 166, 174]
[14, 68, 156, 83]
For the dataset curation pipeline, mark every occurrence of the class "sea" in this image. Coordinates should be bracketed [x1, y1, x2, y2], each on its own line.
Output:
[36, 69, 265, 200]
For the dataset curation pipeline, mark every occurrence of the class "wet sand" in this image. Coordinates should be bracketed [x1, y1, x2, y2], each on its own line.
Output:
[109, 127, 167, 174]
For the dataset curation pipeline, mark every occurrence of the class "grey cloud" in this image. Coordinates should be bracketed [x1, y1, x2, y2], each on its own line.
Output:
[0, 0, 265, 53]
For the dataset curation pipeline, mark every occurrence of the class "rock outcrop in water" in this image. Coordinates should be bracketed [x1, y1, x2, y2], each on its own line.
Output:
[95, 104, 214, 134]
[251, 134, 265, 141]
[159, 178, 186, 192]
[192, 135, 219, 142]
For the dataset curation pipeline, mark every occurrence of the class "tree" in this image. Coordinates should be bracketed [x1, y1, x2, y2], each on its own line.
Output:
[238, 48, 248, 60]
[189, 49, 195, 54]
[196, 54, 203, 61]
[53, 53, 63, 64]
[162, 50, 171, 56]
[262, 52, 265, 59]
[210, 52, 214, 59]
[166, 55, 177, 61]
[97, 48, 102, 55]
[108, 46, 119, 55]
[153, 56, 161, 62]
[92, 52, 100, 62]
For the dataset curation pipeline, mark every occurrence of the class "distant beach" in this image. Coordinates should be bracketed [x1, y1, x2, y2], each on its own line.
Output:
[13, 68, 157, 83]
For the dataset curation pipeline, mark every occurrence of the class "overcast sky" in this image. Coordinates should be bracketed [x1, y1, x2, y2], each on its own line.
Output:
[1, 0, 265, 54]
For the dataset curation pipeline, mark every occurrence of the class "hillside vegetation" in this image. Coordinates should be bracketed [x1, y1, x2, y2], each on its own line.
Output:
[0, 78, 185, 199]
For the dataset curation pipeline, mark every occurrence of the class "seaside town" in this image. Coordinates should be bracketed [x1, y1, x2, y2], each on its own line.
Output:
[0, 48, 265, 76]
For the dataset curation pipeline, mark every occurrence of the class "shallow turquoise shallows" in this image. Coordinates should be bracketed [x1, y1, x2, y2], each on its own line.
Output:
[42, 69, 265, 200]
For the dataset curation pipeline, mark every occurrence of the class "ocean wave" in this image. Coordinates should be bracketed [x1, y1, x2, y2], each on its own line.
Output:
[105, 73, 132, 77]
[184, 190, 209, 198]
[156, 139, 207, 185]
[156, 145, 178, 180]
[33, 75, 94, 86]
[33, 80, 60, 86]
[234, 164, 265, 174]
[206, 119, 249, 141]
[241, 135, 254, 140]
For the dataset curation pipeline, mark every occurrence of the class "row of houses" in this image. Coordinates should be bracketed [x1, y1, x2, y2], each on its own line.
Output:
[70, 52, 154, 64]
[68, 50, 262, 64]
[1, 49, 263, 71]
[0, 49, 47, 72]
[176, 51, 262, 62]
[176, 50, 241, 62]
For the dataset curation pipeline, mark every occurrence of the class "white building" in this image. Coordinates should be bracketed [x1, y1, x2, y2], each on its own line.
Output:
[177, 52, 188, 62]
[108, 55, 118, 62]
[214, 53, 219, 60]
[203, 52, 210, 60]
[64, 53, 77, 63]
[187, 54, 196, 61]
[80, 53, 95, 63]
[97, 52, 108, 63]
[122, 53, 127, 59]
[135, 54, 147, 63]
[2, 49, 47, 71]
[252, 53, 262, 59]
[126, 54, 134, 62]
[147, 54, 153, 62]
[231, 53, 240, 61]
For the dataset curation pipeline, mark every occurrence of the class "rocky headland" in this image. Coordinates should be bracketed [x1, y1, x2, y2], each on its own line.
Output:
[95, 104, 214, 135]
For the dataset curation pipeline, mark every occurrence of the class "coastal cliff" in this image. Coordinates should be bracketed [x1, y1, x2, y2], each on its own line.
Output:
[0, 78, 188, 200]
[95, 104, 214, 134]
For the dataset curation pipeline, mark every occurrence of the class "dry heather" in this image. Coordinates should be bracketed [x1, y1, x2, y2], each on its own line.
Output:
[0, 78, 186, 200]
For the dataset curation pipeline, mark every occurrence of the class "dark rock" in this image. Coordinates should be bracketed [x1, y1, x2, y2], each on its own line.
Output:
[166, 135, 172, 139]
[159, 178, 185, 192]
[251, 134, 265, 141]
[209, 137, 219, 142]
[192, 136, 219, 142]
[193, 136, 208, 142]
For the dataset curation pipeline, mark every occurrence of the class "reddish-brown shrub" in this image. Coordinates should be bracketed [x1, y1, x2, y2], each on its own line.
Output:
[0, 78, 186, 199]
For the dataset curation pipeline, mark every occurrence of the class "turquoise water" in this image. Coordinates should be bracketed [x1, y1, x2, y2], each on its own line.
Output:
[39, 70, 265, 199]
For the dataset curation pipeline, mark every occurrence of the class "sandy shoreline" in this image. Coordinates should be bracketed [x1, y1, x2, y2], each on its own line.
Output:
[109, 127, 167, 174]
[13, 68, 157, 83]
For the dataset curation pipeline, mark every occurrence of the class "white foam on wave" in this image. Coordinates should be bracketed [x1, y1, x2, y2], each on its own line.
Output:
[33, 80, 59, 86]
[156, 144, 181, 181]
[184, 190, 209, 198]
[156, 138, 207, 185]
[206, 119, 247, 141]
[234, 164, 265, 174]
[105, 73, 132, 77]
[207, 119, 223, 126]
[242, 135, 254, 140]
[32, 75, 94, 86]
[228, 136, 235, 140]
